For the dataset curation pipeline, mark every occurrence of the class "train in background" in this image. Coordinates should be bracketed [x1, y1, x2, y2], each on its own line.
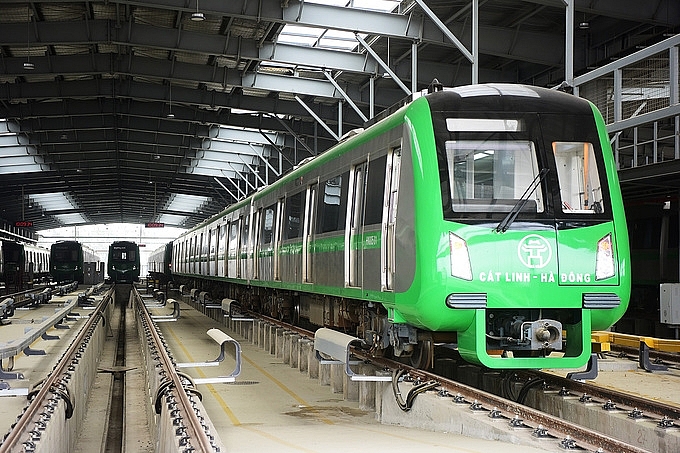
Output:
[1, 239, 50, 292]
[161, 84, 630, 370]
[49, 240, 102, 284]
[148, 242, 173, 285]
[107, 241, 140, 283]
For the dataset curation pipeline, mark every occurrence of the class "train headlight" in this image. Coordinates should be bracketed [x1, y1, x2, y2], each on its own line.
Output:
[595, 234, 615, 280]
[449, 232, 472, 281]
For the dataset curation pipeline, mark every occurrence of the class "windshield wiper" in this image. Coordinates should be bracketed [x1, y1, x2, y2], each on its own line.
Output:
[495, 167, 549, 233]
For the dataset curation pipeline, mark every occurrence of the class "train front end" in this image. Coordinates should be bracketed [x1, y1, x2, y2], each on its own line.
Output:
[108, 241, 140, 283]
[50, 241, 82, 283]
[399, 85, 630, 369]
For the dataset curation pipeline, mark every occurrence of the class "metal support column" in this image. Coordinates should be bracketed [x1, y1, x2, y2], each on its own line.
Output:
[369, 76, 375, 119]
[472, 0, 478, 84]
[411, 40, 418, 94]
[564, 0, 574, 87]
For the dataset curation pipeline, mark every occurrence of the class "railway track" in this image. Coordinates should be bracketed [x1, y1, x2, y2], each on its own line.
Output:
[223, 309, 676, 453]
[0, 285, 225, 453]
[0, 285, 113, 453]
[3, 284, 675, 452]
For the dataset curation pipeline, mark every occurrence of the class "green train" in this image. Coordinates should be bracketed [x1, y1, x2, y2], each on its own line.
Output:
[50, 240, 101, 284]
[171, 84, 630, 369]
[107, 241, 140, 283]
[148, 241, 173, 285]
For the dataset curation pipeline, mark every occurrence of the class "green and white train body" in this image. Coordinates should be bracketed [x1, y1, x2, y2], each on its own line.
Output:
[174, 84, 630, 369]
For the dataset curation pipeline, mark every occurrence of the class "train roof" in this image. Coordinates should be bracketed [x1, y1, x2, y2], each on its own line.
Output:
[425, 83, 593, 115]
[177, 83, 595, 239]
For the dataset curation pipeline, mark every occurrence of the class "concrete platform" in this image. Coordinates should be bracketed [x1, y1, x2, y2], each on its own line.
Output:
[154, 301, 551, 453]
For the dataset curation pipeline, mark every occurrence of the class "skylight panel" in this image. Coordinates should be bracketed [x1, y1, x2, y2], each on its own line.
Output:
[30, 192, 79, 211]
[0, 119, 47, 174]
[165, 194, 211, 213]
[277, 0, 400, 50]
[158, 214, 188, 225]
[54, 213, 87, 225]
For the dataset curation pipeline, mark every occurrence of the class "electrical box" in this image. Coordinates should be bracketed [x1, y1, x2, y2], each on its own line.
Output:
[660, 283, 680, 325]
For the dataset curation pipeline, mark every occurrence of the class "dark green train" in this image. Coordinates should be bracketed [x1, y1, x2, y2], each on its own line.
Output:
[148, 241, 173, 285]
[50, 240, 101, 284]
[171, 84, 630, 369]
[107, 241, 140, 283]
[1, 239, 50, 292]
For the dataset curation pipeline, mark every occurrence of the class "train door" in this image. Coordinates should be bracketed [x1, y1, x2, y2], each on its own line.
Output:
[218, 224, 227, 277]
[191, 237, 196, 274]
[250, 208, 261, 280]
[303, 183, 318, 283]
[345, 161, 367, 287]
[382, 148, 401, 291]
[227, 220, 239, 278]
[240, 216, 249, 279]
[209, 228, 218, 276]
[181, 241, 186, 273]
[274, 198, 284, 281]
[205, 230, 212, 276]
[199, 232, 205, 275]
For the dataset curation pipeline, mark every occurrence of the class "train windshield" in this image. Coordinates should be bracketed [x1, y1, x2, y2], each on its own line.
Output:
[445, 139, 544, 214]
[53, 248, 78, 262]
[553, 142, 605, 214]
[112, 248, 136, 261]
[435, 112, 611, 221]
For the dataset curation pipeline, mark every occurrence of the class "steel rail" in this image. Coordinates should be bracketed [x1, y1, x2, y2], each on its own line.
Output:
[406, 366, 652, 453]
[132, 287, 215, 453]
[533, 369, 680, 421]
[0, 286, 113, 453]
[242, 311, 651, 453]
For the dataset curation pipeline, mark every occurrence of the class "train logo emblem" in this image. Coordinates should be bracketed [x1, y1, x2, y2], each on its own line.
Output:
[517, 234, 552, 269]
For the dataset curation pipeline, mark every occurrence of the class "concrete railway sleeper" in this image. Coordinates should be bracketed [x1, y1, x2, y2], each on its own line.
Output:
[132, 286, 225, 452]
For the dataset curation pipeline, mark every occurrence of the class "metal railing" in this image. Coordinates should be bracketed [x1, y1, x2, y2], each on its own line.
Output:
[574, 34, 680, 169]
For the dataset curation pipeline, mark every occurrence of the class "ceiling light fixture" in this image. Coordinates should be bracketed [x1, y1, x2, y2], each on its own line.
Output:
[167, 82, 175, 118]
[23, 7, 34, 70]
[191, 0, 205, 21]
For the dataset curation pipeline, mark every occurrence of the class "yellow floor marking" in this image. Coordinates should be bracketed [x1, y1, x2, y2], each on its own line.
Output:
[238, 425, 319, 453]
[240, 354, 334, 425]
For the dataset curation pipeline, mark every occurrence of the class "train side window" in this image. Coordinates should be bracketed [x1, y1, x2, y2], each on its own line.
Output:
[228, 221, 239, 252]
[553, 142, 605, 214]
[285, 192, 303, 239]
[241, 215, 249, 249]
[318, 172, 348, 233]
[365, 155, 387, 225]
[262, 204, 276, 245]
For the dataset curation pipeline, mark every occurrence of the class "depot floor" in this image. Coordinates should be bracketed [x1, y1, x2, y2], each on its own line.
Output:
[153, 301, 554, 453]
